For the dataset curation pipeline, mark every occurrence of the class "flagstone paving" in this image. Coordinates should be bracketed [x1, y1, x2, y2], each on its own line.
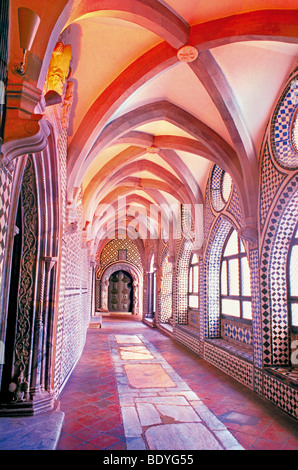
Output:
[110, 333, 242, 450]
[56, 315, 298, 450]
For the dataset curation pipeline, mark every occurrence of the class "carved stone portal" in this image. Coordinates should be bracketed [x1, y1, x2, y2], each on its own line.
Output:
[100, 263, 142, 316]
[9, 156, 38, 403]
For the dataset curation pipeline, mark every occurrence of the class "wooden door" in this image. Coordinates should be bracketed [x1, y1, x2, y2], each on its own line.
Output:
[108, 271, 133, 312]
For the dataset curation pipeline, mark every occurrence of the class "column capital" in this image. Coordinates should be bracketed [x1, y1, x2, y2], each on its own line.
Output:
[1, 80, 49, 166]
[238, 217, 258, 247]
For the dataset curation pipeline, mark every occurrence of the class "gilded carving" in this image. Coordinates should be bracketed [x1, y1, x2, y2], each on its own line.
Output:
[44, 42, 72, 106]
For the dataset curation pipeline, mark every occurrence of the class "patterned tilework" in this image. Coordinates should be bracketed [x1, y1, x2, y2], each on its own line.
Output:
[221, 319, 253, 346]
[249, 249, 263, 369]
[270, 188, 298, 365]
[204, 341, 254, 390]
[142, 240, 154, 317]
[97, 239, 142, 279]
[54, 131, 68, 393]
[54, 131, 91, 395]
[254, 368, 263, 397]
[174, 238, 193, 325]
[268, 367, 298, 388]
[204, 177, 216, 246]
[160, 251, 173, 323]
[210, 165, 232, 212]
[174, 324, 204, 358]
[271, 76, 298, 169]
[263, 372, 298, 419]
[207, 218, 232, 338]
[260, 144, 286, 232]
[227, 186, 243, 225]
[170, 75, 298, 420]
[260, 174, 298, 366]
[198, 255, 204, 341]
[0, 161, 13, 283]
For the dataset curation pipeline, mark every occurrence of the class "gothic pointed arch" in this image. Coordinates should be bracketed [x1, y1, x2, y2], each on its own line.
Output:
[100, 262, 143, 316]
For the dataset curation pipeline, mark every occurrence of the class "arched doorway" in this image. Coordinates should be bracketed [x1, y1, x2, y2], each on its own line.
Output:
[108, 270, 133, 313]
[100, 262, 143, 316]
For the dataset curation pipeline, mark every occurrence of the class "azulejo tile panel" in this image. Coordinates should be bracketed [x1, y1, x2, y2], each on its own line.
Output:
[271, 76, 298, 169]
[260, 174, 298, 366]
[260, 143, 286, 233]
[204, 341, 254, 390]
[221, 319, 253, 346]
[206, 217, 232, 338]
[263, 372, 298, 419]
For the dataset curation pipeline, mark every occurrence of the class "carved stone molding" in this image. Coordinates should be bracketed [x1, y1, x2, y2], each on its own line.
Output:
[100, 262, 142, 315]
[9, 156, 38, 404]
[1, 81, 49, 167]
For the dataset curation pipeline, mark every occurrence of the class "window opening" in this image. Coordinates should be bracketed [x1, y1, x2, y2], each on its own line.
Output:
[220, 228, 252, 320]
[188, 253, 199, 309]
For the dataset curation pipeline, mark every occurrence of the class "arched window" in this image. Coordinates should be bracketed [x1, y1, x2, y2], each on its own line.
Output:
[220, 228, 252, 320]
[147, 254, 156, 319]
[160, 254, 173, 323]
[188, 253, 199, 309]
[288, 222, 298, 331]
[210, 165, 233, 212]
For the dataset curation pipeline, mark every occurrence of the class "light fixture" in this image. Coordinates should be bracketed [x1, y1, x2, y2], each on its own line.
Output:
[13, 7, 40, 76]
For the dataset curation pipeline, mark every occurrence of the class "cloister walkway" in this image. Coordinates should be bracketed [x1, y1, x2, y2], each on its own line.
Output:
[57, 314, 298, 451]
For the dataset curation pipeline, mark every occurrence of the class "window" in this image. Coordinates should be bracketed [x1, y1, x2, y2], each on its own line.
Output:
[210, 165, 233, 212]
[188, 253, 199, 309]
[288, 222, 298, 330]
[271, 77, 298, 169]
[220, 228, 252, 320]
[147, 255, 157, 318]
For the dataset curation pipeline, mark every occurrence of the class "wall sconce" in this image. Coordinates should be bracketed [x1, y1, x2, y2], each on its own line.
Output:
[13, 7, 40, 76]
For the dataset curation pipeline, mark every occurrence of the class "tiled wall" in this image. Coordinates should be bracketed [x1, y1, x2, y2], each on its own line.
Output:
[0, 161, 13, 290]
[160, 249, 173, 324]
[53, 131, 92, 395]
[171, 68, 298, 420]
[96, 238, 143, 279]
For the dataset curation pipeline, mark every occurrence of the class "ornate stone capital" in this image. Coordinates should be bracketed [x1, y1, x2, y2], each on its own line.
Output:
[1, 81, 49, 166]
[42, 256, 58, 272]
[238, 218, 258, 247]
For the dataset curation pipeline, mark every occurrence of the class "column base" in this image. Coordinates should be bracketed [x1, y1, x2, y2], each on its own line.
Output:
[0, 392, 56, 417]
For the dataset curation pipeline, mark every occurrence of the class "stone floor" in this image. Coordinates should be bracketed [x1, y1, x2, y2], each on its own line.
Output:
[0, 410, 64, 450]
[56, 315, 298, 451]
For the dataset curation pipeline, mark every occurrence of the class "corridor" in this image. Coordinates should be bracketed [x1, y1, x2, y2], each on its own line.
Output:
[56, 315, 298, 451]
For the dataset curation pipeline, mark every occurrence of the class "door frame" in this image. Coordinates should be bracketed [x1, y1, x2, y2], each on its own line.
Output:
[100, 262, 142, 316]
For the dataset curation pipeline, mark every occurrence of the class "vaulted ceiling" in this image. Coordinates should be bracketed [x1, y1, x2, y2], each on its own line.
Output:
[9, 0, 298, 252]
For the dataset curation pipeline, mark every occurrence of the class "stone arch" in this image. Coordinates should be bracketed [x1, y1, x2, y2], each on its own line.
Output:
[206, 217, 234, 338]
[100, 262, 143, 316]
[0, 123, 60, 415]
[160, 248, 173, 325]
[260, 174, 298, 366]
[174, 238, 193, 326]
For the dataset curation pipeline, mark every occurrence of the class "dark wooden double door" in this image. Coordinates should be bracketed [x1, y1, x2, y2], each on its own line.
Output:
[108, 270, 133, 312]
